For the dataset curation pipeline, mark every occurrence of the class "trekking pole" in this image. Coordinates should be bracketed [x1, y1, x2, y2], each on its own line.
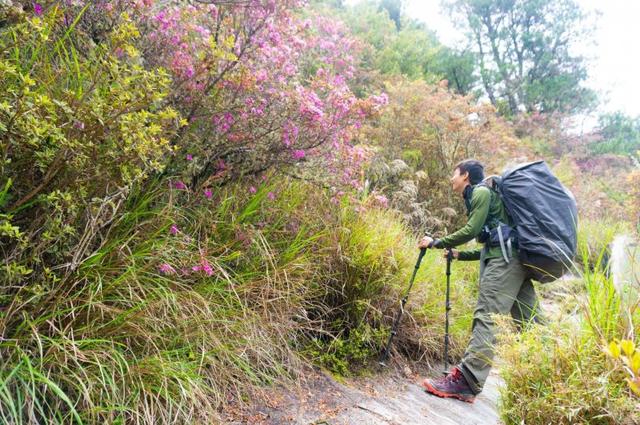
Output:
[378, 244, 428, 367]
[443, 248, 453, 375]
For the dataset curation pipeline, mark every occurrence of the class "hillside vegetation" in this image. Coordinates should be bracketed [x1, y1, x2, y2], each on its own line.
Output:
[0, 0, 638, 423]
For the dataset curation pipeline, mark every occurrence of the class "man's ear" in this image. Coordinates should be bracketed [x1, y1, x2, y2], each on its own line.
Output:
[461, 171, 470, 182]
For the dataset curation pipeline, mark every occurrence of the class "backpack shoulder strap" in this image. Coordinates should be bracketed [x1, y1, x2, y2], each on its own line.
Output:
[463, 182, 490, 214]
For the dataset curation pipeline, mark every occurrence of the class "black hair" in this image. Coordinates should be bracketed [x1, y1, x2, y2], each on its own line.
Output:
[455, 159, 485, 185]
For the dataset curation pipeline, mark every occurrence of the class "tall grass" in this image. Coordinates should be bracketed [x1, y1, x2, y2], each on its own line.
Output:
[0, 175, 481, 423]
[300, 199, 479, 374]
[0, 178, 315, 423]
[576, 218, 631, 272]
[498, 222, 639, 424]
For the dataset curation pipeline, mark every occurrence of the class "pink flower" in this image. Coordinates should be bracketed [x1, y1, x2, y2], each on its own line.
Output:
[192, 258, 214, 276]
[249, 186, 257, 194]
[374, 194, 389, 208]
[281, 121, 299, 147]
[172, 180, 187, 190]
[169, 224, 179, 235]
[201, 259, 214, 276]
[33, 3, 43, 16]
[292, 149, 305, 160]
[267, 192, 276, 200]
[204, 189, 212, 199]
[159, 263, 176, 275]
[186, 154, 193, 161]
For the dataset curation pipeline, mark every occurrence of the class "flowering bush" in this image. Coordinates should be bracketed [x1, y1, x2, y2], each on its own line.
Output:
[0, 6, 182, 282]
[358, 77, 523, 230]
[0, 0, 389, 285]
[124, 0, 386, 190]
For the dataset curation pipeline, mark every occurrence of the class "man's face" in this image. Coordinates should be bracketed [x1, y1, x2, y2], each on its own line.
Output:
[451, 167, 470, 194]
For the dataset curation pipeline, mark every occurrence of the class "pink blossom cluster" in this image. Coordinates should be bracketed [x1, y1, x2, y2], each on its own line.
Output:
[192, 257, 214, 276]
[372, 194, 389, 209]
[121, 0, 386, 190]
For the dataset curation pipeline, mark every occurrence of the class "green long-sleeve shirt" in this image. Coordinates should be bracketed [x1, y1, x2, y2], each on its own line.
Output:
[437, 185, 512, 261]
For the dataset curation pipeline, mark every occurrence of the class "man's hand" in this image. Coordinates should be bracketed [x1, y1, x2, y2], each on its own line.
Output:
[418, 236, 434, 249]
[444, 249, 459, 259]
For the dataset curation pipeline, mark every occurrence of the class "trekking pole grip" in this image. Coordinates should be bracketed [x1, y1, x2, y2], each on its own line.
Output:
[416, 231, 432, 268]
[445, 248, 453, 274]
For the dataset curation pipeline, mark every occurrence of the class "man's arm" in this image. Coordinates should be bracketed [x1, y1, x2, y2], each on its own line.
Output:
[457, 249, 481, 261]
[433, 186, 491, 249]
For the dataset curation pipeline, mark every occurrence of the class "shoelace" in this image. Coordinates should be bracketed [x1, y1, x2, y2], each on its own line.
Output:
[447, 368, 463, 383]
[433, 368, 463, 385]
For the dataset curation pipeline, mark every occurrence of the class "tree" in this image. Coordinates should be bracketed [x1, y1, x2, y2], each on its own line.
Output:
[379, 0, 402, 30]
[341, 1, 478, 94]
[447, 0, 596, 115]
[432, 47, 477, 95]
[590, 112, 640, 156]
[377, 20, 442, 79]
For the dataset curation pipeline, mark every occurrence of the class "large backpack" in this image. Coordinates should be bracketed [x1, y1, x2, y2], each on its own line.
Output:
[485, 161, 578, 283]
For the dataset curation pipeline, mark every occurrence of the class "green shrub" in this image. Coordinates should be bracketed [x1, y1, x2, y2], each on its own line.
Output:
[498, 244, 638, 424]
[0, 7, 182, 283]
[498, 322, 636, 424]
[401, 148, 423, 168]
[307, 322, 388, 376]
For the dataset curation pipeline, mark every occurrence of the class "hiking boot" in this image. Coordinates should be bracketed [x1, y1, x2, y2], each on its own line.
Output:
[421, 367, 476, 403]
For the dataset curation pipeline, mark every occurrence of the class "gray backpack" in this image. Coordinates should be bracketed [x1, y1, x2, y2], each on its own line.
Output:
[484, 161, 578, 283]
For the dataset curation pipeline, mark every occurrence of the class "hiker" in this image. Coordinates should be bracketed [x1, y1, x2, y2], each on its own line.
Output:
[418, 159, 545, 403]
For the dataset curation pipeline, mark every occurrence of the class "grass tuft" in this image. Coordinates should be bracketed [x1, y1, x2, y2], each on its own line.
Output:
[498, 222, 639, 424]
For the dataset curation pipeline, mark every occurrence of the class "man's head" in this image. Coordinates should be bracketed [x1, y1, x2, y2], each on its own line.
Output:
[451, 159, 484, 194]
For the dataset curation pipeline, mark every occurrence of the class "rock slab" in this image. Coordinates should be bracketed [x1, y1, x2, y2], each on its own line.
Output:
[224, 367, 503, 425]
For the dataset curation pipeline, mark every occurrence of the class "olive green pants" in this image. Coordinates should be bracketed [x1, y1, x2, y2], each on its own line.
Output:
[459, 256, 544, 394]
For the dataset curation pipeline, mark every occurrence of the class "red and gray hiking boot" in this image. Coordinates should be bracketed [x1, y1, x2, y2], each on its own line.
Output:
[421, 367, 476, 403]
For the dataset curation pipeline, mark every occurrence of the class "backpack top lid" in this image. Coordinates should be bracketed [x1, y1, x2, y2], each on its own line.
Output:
[498, 161, 578, 262]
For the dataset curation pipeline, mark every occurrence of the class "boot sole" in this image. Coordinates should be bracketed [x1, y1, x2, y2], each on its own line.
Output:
[421, 380, 476, 404]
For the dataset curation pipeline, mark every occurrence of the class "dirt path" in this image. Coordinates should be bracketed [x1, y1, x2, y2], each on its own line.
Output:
[222, 266, 595, 424]
[223, 364, 503, 424]
[221, 275, 579, 424]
